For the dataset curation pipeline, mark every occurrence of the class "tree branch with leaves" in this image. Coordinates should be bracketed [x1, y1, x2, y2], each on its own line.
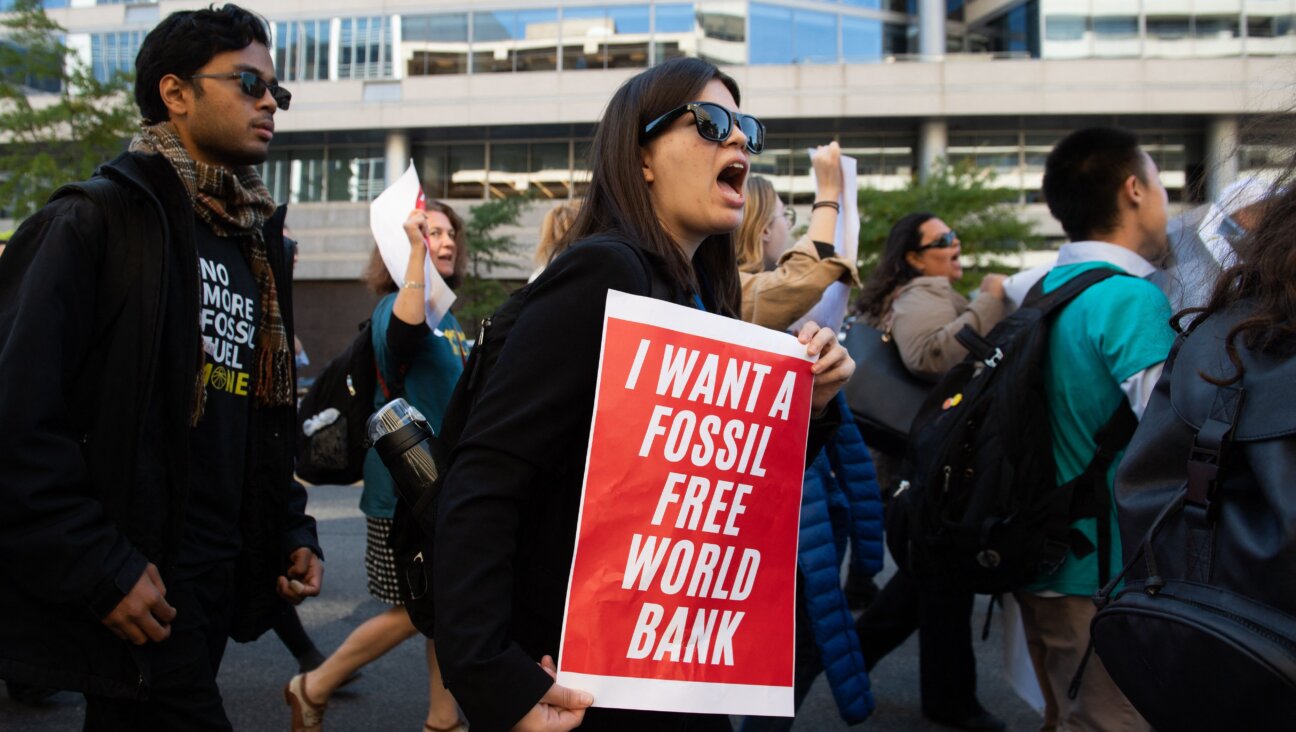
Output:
[0, 0, 137, 220]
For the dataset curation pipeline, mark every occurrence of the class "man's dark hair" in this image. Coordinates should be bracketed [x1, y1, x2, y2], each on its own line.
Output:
[1043, 126, 1147, 242]
[135, 4, 272, 124]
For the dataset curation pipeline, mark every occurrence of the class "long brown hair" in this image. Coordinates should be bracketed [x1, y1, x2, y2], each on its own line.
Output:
[535, 200, 581, 266]
[1180, 181, 1292, 385]
[735, 176, 778, 274]
[854, 212, 935, 321]
[362, 200, 469, 294]
[559, 57, 742, 316]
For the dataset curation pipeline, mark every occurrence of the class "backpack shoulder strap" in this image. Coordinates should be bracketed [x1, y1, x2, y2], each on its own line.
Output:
[1023, 267, 1127, 317]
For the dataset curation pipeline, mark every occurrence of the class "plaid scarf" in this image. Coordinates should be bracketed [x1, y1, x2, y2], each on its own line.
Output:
[130, 122, 295, 422]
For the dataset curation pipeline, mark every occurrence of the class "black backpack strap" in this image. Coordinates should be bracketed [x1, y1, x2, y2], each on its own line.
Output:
[1022, 266, 1125, 317]
[1180, 384, 1244, 582]
[1066, 404, 1139, 587]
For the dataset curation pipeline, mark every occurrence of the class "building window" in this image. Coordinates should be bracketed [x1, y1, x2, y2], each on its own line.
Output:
[750, 4, 838, 64]
[560, 4, 651, 70]
[530, 141, 572, 199]
[403, 13, 470, 76]
[327, 147, 385, 201]
[843, 16, 883, 61]
[1044, 15, 1087, 42]
[653, 3, 696, 63]
[89, 31, 144, 83]
[1092, 16, 1138, 40]
[449, 144, 487, 198]
[260, 146, 385, 203]
[338, 17, 393, 80]
[1147, 16, 1191, 41]
[274, 20, 330, 82]
[472, 9, 560, 73]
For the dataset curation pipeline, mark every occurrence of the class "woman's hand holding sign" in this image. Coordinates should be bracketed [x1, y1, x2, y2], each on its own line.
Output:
[799, 322, 854, 416]
[512, 655, 593, 732]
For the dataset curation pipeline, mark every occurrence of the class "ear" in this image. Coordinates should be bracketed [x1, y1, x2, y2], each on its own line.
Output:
[905, 250, 925, 273]
[1122, 173, 1144, 209]
[640, 147, 655, 185]
[159, 73, 192, 120]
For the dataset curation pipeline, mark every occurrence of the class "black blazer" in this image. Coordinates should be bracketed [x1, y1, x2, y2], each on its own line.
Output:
[433, 236, 838, 732]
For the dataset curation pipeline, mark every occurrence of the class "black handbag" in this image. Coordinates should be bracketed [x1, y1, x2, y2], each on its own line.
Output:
[841, 319, 931, 457]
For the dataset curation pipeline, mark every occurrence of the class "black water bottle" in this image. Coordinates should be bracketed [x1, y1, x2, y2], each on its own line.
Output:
[366, 398, 447, 513]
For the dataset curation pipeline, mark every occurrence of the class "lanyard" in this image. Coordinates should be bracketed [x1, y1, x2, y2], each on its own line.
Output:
[692, 293, 707, 312]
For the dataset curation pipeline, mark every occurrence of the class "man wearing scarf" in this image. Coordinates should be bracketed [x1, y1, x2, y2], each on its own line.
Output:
[0, 6, 322, 729]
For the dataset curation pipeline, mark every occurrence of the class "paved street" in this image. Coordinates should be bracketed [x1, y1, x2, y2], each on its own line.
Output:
[2, 484, 1042, 731]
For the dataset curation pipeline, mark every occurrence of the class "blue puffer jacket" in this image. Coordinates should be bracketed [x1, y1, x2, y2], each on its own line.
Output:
[799, 392, 884, 724]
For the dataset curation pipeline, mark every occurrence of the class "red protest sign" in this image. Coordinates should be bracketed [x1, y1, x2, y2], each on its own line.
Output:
[556, 290, 814, 717]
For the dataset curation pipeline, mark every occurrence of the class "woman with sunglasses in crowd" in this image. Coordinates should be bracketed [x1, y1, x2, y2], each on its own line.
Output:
[734, 143, 859, 331]
[848, 213, 1008, 731]
[431, 57, 855, 732]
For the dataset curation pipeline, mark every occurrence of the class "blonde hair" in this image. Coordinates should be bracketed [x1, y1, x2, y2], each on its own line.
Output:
[535, 201, 582, 266]
[735, 175, 779, 274]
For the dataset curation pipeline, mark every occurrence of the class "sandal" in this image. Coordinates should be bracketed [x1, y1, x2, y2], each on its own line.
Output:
[285, 672, 327, 732]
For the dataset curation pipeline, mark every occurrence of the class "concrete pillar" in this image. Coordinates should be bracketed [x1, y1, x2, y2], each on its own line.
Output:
[918, 119, 948, 183]
[385, 129, 411, 187]
[919, 0, 946, 58]
[1205, 115, 1239, 204]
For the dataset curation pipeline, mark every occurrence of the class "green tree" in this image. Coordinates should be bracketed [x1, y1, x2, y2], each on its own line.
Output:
[0, 0, 137, 220]
[455, 196, 528, 338]
[857, 159, 1044, 292]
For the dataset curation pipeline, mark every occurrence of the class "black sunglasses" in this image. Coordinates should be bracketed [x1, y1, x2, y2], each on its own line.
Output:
[917, 230, 958, 251]
[641, 102, 765, 154]
[189, 71, 291, 110]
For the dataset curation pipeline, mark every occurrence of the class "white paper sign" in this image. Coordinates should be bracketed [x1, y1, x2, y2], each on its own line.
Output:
[369, 161, 456, 326]
[792, 151, 860, 334]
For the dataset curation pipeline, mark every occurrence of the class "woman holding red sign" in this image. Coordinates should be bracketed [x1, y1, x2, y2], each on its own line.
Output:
[432, 58, 856, 732]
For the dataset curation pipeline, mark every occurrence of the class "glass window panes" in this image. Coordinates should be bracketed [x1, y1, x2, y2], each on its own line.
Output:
[415, 145, 451, 200]
[489, 142, 529, 198]
[403, 13, 470, 76]
[339, 17, 393, 80]
[275, 20, 329, 82]
[326, 147, 385, 202]
[749, 4, 793, 64]
[794, 9, 837, 64]
[449, 144, 486, 199]
[843, 16, 883, 61]
[696, 1, 746, 65]
[1045, 15, 1087, 42]
[532, 142, 572, 199]
[749, 3, 836, 65]
[653, 3, 696, 63]
[1092, 16, 1138, 39]
[472, 9, 559, 73]
[561, 5, 651, 71]
[90, 31, 143, 83]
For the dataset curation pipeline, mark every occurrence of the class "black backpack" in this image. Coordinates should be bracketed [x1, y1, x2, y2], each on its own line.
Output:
[295, 320, 400, 485]
[1090, 305, 1296, 729]
[887, 268, 1137, 594]
[387, 237, 670, 635]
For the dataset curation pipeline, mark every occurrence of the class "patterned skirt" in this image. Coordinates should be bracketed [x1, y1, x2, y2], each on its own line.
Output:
[364, 516, 403, 605]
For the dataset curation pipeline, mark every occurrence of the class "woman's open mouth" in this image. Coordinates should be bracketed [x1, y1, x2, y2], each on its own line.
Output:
[717, 161, 747, 206]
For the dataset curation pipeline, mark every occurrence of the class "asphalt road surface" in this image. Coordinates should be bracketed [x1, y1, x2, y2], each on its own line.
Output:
[1, 484, 1042, 731]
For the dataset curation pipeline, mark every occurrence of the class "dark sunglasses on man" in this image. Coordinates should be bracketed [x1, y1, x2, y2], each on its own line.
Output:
[640, 101, 765, 155]
[188, 70, 292, 110]
[917, 230, 958, 251]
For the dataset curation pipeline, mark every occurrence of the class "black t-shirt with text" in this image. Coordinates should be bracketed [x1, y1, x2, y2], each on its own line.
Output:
[178, 220, 260, 577]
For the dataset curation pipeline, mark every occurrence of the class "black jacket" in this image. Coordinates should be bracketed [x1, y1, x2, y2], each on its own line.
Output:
[0, 152, 320, 698]
[433, 237, 839, 732]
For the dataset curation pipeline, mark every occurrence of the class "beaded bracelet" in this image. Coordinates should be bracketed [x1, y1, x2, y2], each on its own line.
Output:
[400, 280, 425, 289]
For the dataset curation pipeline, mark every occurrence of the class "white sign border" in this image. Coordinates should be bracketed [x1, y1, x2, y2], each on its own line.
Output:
[556, 289, 809, 719]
